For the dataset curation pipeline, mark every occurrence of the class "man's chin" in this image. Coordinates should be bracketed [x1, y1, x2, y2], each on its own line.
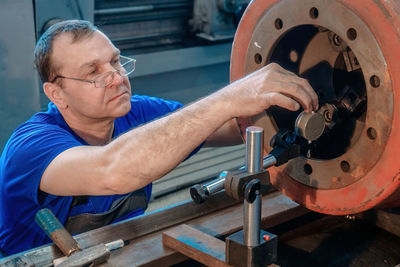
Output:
[117, 100, 131, 116]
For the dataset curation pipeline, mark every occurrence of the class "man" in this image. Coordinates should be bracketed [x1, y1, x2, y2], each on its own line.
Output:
[0, 20, 318, 255]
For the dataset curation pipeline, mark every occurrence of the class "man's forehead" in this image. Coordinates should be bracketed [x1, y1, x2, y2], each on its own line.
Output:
[78, 49, 120, 71]
[51, 31, 119, 72]
[53, 31, 116, 56]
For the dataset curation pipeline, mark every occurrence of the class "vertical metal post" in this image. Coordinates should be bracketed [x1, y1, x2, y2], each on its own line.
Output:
[244, 126, 264, 247]
[246, 127, 264, 173]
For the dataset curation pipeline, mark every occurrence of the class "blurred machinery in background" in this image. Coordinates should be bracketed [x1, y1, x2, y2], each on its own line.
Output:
[191, 0, 248, 41]
[0, 0, 249, 150]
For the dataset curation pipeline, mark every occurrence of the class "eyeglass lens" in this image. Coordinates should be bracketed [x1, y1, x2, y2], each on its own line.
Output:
[94, 58, 135, 88]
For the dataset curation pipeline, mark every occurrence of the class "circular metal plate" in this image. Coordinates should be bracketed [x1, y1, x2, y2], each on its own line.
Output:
[231, 0, 400, 214]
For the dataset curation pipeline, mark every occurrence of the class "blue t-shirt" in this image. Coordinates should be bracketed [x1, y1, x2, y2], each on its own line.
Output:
[0, 95, 182, 255]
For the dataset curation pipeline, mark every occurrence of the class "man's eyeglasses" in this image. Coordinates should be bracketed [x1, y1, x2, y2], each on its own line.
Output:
[50, 55, 136, 88]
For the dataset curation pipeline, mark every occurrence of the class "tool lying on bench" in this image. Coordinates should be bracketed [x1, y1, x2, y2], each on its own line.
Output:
[35, 208, 124, 267]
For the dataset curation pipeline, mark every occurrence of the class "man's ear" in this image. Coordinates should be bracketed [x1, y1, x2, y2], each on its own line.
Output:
[43, 82, 68, 109]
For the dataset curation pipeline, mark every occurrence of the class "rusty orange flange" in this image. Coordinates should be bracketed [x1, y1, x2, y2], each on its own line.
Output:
[231, 0, 400, 215]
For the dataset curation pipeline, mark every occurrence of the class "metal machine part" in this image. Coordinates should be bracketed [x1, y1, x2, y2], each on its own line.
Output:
[246, 126, 264, 173]
[190, 171, 228, 204]
[226, 126, 277, 267]
[188, 126, 278, 265]
[35, 0, 94, 37]
[94, 0, 194, 54]
[244, 180, 261, 247]
[190, 155, 275, 204]
[191, 0, 250, 41]
[190, 128, 305, 204]
[244, 127, 263, 246]
[231, 0, 400, 214]
[294, 111, 325, 141]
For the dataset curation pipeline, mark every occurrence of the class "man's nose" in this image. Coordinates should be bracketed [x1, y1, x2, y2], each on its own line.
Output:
[107, 69, 124, 88]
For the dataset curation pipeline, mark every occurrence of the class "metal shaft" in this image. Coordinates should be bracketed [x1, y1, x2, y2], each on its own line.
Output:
[262, 154, 277, 169]
[244, 126, 264, 246]
[191, 136, 274, 204]
[246, 126, 264, 173]
[204, 171, 227, 195]
[204, 154, 275, 195]
[244, 191, 261, 246]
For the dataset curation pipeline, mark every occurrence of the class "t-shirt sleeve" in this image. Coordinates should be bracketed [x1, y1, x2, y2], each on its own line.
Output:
[129, 95, 183, 124]
[1, 122, 83, 204]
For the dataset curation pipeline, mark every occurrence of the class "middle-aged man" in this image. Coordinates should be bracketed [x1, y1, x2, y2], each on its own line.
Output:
[0, 20, 318, 255]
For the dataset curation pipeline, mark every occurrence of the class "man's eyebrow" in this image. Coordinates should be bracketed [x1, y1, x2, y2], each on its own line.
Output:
[79, 50, 121, 71]
[113, 50, 121, 58]
[79, 59, 99, 72]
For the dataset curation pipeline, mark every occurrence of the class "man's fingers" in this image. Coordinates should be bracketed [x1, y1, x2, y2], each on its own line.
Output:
[267, 64, 319, 111]
[278, 82, 314, 112]
[265, 93, 300, 111]
[298, 78, 319, 110]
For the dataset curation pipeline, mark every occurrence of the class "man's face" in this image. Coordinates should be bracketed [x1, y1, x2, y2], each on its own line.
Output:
[50, 30, 132, 122]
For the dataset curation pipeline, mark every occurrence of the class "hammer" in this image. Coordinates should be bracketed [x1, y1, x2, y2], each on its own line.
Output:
[35, 208, 124, 267]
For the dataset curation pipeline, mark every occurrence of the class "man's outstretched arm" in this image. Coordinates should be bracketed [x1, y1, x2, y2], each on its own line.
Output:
[40, 63, 318, 196]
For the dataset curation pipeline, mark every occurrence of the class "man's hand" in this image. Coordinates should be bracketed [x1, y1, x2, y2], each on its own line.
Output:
[220, 63, 318, 118]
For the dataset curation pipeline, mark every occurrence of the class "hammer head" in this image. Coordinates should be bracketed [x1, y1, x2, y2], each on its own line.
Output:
[55, 244, 110, 267]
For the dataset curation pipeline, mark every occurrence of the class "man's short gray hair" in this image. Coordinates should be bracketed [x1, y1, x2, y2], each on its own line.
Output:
[34, 20, 98, 83]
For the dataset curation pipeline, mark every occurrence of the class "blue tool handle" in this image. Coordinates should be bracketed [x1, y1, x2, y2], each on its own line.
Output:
[35, 208, 64, 236]
[35, 208, 81, 256]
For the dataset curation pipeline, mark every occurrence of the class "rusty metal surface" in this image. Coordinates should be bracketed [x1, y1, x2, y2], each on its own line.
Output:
[231, 0, 400, 214]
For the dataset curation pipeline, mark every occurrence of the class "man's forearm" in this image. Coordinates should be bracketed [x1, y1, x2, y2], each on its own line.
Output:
[105, 91, 231, 193]
[204, 118, 243, 147]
